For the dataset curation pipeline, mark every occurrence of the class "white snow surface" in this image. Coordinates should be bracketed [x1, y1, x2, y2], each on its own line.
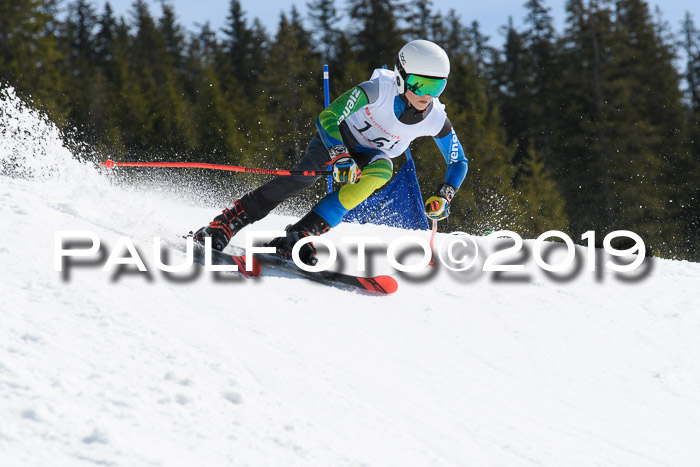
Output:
[2, 87, 700, 467]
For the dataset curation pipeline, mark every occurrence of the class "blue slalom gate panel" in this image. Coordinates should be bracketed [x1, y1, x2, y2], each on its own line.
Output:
[342, 150, 430, 231]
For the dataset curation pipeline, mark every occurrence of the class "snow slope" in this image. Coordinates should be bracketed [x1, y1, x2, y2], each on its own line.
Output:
[2, 87, 700, 467]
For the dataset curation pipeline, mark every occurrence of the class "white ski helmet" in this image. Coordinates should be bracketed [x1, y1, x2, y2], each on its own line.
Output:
[394, 39, 450, 96]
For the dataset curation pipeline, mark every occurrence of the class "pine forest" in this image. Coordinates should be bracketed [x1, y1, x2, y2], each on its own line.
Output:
[1, 0, 699, 261]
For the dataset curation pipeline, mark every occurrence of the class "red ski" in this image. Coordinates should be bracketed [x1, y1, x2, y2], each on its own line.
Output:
[254, 253, 398, 295]
[191, 238, 261, 277]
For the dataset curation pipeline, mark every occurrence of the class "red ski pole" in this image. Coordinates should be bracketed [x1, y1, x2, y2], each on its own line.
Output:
[428, 219, 438, 267]
[101, 159, 332, 177]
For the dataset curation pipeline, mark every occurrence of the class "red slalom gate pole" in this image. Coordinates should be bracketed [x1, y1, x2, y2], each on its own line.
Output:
[101, 159, 331, 177]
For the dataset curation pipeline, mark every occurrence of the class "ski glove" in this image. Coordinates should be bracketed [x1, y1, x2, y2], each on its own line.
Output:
[425, 183, 456, 221]
[328, 145, 360, 184]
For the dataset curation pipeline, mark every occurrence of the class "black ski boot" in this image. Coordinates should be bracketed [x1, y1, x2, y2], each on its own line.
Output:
[194, 199, 251, 251]
[268, 211, 331, 266]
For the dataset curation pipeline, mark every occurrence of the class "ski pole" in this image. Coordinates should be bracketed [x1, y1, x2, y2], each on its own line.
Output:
[101, 160, 331, 177]
[428, 219, 438, 267]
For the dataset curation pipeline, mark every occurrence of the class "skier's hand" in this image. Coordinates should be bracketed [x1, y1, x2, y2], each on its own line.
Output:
[332, 157, 360, 184]
[328, 145, 360, 184]
[425, 196, 450, 220]
[424, 183, 456, 221]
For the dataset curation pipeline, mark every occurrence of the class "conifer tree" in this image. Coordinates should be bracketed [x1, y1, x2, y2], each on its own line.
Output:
[306, 0, 343, 65]
[257, 11, 322, 169]
[123, 0, 193, 157]
[605, 0, 687, 256]
[550, 0, 616, 240]
[682, 13, 700, 160]
[495, 2, 558, 184]
[498, 17, 532, 181]
[523, 0, 557, 162]
[94, 3, 118, 77]
[514, 152, 569, 233]
[104, 15, 135, 154]
[58, 0, 99, 140]
[500, 0, 570, 236]
[549, 0, 690, 256]
[467, 20, 491, 71]
[0, 0, 66, 120]
[404, 0, 435, 40]
[677, 12, 700, 260]
[347, 0, 405, 69]
[158, 2, 186, 75]
[185, 24, 245, 165]
[221, 0, 256, 88]
[88, 3, 123, 152]
[247, 18, 269, 87]
[218, 0, 268, 147]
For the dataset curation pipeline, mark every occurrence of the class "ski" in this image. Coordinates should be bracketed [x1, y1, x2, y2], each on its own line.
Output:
[188, 236, 262, 277]
[184, 234, 396, 292]
[254, 252, 398, 295]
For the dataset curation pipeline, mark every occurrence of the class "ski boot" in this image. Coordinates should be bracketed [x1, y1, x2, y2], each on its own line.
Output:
[194, 199, 250, 251]
[268, 211, 331, 266]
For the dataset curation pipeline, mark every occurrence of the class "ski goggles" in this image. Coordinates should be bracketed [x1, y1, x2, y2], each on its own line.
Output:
[405, 74, 447, 97]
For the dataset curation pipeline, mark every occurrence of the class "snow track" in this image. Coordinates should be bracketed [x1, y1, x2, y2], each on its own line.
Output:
[2, 85, 700, 466]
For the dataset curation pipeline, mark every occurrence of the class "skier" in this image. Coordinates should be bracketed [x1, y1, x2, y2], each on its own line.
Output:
[194, 39, 469, 265]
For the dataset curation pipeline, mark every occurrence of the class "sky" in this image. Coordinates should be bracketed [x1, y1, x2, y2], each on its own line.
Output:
[92, 0, 699, 48]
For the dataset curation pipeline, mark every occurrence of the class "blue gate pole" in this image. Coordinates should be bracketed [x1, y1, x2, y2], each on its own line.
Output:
[323, 64, 333, 194]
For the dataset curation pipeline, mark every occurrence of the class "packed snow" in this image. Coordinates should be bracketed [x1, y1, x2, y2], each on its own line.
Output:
[2, 86, 700, 467]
